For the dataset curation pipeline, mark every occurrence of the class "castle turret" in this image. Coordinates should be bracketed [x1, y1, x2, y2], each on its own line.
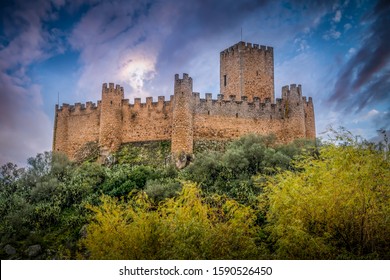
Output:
[304, 97, 316, 139]
[220, 41, 274, 102]
[171, 73, 194, 158]
[53, 104, 70, 155]
[281, 84, 306, 141]
[99, 83, 124, 160]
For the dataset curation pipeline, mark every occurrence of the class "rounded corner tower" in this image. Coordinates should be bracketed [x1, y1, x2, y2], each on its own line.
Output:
[220, 41, 274, 103]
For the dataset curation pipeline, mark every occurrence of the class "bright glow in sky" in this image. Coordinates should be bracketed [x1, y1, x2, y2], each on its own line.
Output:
[0, 0, 389, 166]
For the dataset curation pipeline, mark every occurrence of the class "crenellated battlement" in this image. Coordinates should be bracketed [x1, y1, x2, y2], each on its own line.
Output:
[57, 101, 99, 113]
[220, 41, 273, 56]
[185, 89, 313, 122]
[282, 84, 302, 101]
[55, 85, 311, 119]
[102, 83, 124, 94]
[121, 96, 173, 109]
[174, 73, 192, 84]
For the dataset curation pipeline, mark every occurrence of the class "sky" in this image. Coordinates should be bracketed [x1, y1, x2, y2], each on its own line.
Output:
[0, 0, 389, 166]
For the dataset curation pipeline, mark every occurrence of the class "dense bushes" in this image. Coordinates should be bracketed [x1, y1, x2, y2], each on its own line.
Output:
[1, 132, 388, 259]
[182, 134, 316, 204]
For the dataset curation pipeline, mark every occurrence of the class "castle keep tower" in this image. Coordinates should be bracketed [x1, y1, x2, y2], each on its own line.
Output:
[220, 41, 274, 103]
[171, 73, 194, 156]
[99, 83, 124, 159]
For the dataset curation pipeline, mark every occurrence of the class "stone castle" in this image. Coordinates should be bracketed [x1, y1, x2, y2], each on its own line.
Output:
[53, 41, 315, 162]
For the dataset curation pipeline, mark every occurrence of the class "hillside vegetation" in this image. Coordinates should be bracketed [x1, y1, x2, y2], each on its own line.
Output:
[0, 131, 389, 259]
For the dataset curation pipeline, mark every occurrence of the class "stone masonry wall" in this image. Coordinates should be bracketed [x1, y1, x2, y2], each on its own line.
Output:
[220, 41, 274, 103]
[121, 96, 173, 143]
[53, 102, 100, 160]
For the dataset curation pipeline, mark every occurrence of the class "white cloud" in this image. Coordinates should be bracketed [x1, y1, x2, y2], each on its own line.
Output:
[323, 28, 341, 40]
[0, 73, 52, 166]
[346, 47, 356, 59]
[69, 0, 183, 101]
[344, 23, 352, 30]
[119, 51, 157, 96]
[333, 10, 342, 22]
[0, 0, 63, 166]
[294, 38, 310, 52]
[365, 109, 380, 119]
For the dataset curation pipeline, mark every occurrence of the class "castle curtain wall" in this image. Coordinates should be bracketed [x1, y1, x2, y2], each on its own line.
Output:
[53, 103, 100, 159]
[121, 97, 173, 143]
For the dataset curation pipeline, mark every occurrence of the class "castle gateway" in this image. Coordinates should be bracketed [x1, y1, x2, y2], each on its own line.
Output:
[53, 41, 315, 161]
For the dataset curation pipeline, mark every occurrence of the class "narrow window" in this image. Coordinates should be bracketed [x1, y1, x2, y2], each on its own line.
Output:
[224, 75, 227, 86]
[110, 101, 113, 105]
[236, 113, 238, 118]
[256, 70, 259, 76]
[208, 110, 210, 115]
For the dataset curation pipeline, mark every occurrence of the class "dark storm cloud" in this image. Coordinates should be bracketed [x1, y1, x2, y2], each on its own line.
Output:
[329, 0, 390, 113]
[157, 0, 272, 61]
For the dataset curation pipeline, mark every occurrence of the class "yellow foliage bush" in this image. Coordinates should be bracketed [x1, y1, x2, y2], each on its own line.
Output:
[80, 182, 258, 259]
[263, 143, 390, 259]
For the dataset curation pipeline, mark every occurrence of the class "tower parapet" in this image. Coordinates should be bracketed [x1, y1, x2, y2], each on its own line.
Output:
[220, 41, 273, 56]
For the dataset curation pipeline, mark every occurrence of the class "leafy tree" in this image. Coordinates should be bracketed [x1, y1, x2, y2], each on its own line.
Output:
[263, 138, 390, 259]
[101, 165, 160, 197]
[144, 178, 182, 204]
[0, 152, 99, 259]
[183, 134, 316, 203]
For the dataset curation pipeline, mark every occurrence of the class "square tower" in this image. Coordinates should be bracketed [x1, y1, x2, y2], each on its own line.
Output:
[220, 41, 274, 102]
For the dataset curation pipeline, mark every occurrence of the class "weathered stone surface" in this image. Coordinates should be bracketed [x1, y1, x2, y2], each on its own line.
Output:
[74, 141, 99, 163]
[220, 41, 274, 103]
[4, 244, 16, 255]
[116, 140, 171, 166]
[26, 244, 42, 258]
[53, 42, 315, 161]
